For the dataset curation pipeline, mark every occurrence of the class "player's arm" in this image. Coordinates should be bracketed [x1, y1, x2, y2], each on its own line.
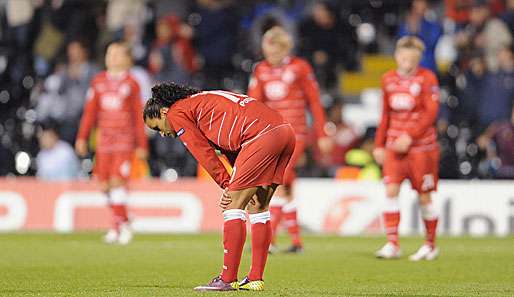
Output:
[247, 68, 264, 101]
[170, 112, 231, 189]
[75, 87, 99, 157]
[301, 62, 326, 138]
[405, 73, 440, 139]
[374, 80, 390, 164]
[130, 82, 149, 159]
[301, 62, 332, 154]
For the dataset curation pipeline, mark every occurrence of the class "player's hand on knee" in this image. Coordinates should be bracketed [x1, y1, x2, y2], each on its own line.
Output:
[219, 188, 232, 210]
[373, 148, 385, 165]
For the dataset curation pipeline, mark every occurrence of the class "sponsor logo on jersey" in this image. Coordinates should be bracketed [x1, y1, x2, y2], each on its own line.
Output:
[390, 93, 415, 111]
[264, 81, 288, 100]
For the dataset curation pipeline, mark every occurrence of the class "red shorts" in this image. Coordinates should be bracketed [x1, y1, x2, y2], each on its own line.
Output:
[383, 147, 440, 193]
[228, 124, 295, 191]
[94, 151, 132, 182]
[283, 139, 306, 186]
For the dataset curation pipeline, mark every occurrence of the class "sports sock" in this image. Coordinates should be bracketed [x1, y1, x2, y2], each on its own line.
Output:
[109, 187, 129, 230]
[282, 201, 302, 247]
[421, 202, 438, 248]
[382, 197, 400, 247]
[269, 197, 286, 245]
[221, 209, 247, 283]
[248, 211, 272, 281]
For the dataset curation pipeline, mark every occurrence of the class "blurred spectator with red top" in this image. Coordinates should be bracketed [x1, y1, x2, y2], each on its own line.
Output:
[149, 15, 197, 85]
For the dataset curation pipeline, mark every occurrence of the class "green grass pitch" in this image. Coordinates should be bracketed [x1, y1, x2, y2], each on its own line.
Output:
[0, 233, 513, 297]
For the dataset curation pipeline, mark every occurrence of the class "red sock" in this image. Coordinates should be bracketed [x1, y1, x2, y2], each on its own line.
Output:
[283, 202, 302, 247]
[269, 206, 283, 245]
[383, 212, 400, 246]
[110, 204, 129, 231]
[220, 209, 247, 283]
[423, 219, 438, 248]
[248, 211, 272, 281]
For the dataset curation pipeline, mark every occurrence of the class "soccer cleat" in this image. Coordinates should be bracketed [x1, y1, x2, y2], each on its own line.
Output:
[103, 229, 118, 244]
[375, 242, 402, 259]
[117, 223, 133, 245]
[239, 276, 264, 291]
[409, 244, 440, 261]
[284, 245, 303, 254]
[193, 276, 239, 291]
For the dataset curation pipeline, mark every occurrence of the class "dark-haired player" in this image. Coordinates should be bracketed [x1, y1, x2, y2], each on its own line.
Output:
[143, 83, 295, 291]
[248, 26, 331, 253]
[75, 42, 148, 244]
[374, 36, 440, 260]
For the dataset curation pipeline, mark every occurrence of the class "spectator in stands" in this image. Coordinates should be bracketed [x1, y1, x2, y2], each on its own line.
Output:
[501, 0, 514, 36]
[298, 1, 359, 92]
[36, 40, 99, 144]
[191, 0, 239, 89]
[36, 121, 80, 181]
[455, 0, 512, 72]
[476, 46, 514, 131]
[477, 106, 514, 179]
[397, 0, 442, 73]
[148, 15, 197, 85]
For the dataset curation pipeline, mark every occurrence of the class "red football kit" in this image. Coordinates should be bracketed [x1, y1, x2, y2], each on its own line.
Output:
[375, 67, 440, 193]
[77, 71, 148, 181]
[167, 90, 295, 191]
[248, 56, 326, 185]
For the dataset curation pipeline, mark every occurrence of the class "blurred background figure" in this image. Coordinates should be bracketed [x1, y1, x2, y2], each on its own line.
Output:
[298, 0, 359, 93]
[148, 15, 197, 85]
[397, 0, 442, 73]
[36, 120, 80, 181]
[35, 39, 99, 144]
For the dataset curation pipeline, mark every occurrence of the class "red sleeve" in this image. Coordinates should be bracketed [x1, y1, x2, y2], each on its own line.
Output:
[375, 78, 390, 148]
[406, 72, 440, 139]
[130, 82, 148, 151]
[76, 87, 99, 142]
[168, 110, 231, 189]
[301, 62, 326, 137]
[247, 68, 264, 101]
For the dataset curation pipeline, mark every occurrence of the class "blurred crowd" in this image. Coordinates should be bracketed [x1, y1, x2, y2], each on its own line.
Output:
[0, 0, 513, 181]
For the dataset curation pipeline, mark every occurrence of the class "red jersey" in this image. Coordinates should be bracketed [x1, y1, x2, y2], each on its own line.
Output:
[167, 90, 286, 188]
[248, 56, 326, 139]
[77, 71, 148, 153]
[375, 68, 440, 152]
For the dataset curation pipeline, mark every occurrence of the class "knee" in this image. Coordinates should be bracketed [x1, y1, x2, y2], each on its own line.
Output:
[418, 193, 432, 204]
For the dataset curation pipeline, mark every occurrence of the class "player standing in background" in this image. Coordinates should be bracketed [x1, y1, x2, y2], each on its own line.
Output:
[373, 36, 440, 261]
[75, 42, 148, 245]
[143, 83, 295, 291]
[248, 26, 331, 253]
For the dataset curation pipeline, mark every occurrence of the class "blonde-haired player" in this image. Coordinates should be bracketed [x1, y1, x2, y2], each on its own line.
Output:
[248, 26, 331, 253]
[374, 36, 440, 260]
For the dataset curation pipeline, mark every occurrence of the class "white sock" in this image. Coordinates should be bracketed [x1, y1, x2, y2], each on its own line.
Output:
[249, 211, 271, 225]
[223, 209, 247, 222]
[282, 200, 297, 213]
[382, 197, 400, 213]
[110, 187, 128, 204]
[420, 202, 438, 220]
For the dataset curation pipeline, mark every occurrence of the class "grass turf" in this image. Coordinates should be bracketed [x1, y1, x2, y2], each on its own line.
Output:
[0, 233, 512, 297]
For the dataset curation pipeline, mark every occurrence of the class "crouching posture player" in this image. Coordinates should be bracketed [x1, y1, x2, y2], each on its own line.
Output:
[76, 42, 148, 244]
[373, 36, 440, 261]
[143, 83, 295, 291]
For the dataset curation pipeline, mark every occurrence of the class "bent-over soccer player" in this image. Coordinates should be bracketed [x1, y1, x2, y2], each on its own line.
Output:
[143, 83, 295, 291]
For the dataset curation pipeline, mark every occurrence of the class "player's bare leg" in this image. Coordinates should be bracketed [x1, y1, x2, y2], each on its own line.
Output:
[194, 187, 259, 292]
[376, 183, 402, 259]
[106, 178, 132, 245]
[101, 181, 118, 244]
[410, 192, 440, 261]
